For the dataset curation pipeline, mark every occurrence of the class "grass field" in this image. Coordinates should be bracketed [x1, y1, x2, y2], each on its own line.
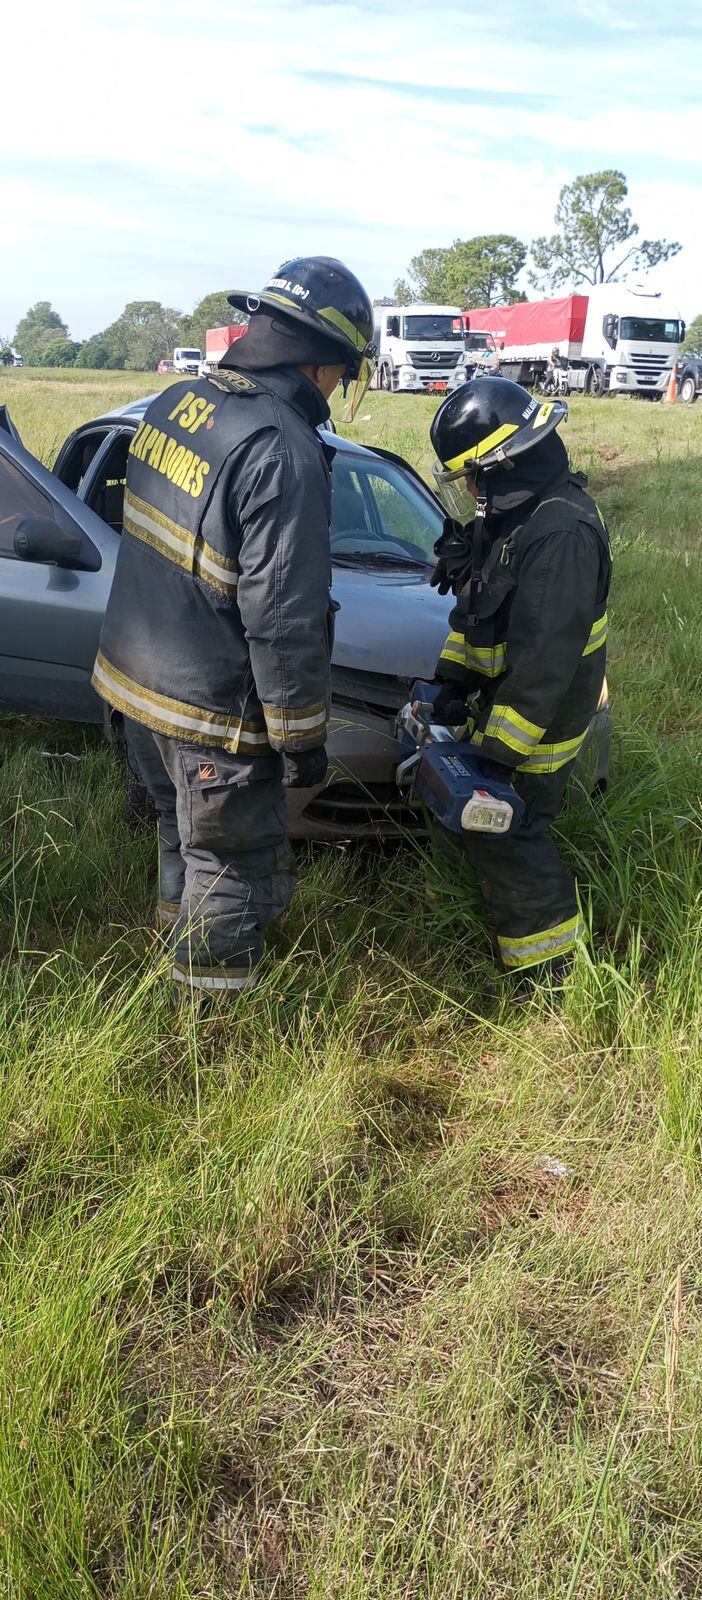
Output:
[1, 367, 702, 1598]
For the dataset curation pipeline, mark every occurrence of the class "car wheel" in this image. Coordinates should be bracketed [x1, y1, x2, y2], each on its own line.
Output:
[680, 376, 697, 404]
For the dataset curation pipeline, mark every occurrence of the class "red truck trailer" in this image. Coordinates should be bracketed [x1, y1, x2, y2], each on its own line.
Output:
[462, 296, 589, 386]
[200, 323, 247, 374]
[462, 287, 684, 396]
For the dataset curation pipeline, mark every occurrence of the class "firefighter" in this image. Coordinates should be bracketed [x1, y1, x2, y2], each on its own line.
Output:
[429, 376, 611, 991]
[93, 257, 375, 994]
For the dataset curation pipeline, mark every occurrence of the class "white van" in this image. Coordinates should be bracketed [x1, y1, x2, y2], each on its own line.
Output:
[172, 347, 202, 375]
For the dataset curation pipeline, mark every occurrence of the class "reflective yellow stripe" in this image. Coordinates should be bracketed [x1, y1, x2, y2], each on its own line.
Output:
[123, 489, 239, 598]
[318, 305, 367, 351]
[439, 647, 468, 668]
[465, 641, 506, 677]
[262, 700, 327, 748]
[444, 423, 519, 470]
[483, 703, 545, 756]
[91, 651, 269, 753]
[499, 914, 585, 970]
[582, 612, 608, 656]
[517, 729, 588, 774]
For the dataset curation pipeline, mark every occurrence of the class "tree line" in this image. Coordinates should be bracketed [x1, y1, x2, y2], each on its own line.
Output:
[2, 170, 697, 369]
[1, 292, 243, 371]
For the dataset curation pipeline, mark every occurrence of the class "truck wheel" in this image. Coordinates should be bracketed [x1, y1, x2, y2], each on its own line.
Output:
[680, 376, 697, 404]
[379, 364, 391, 391]
[588, 367, 605, 397]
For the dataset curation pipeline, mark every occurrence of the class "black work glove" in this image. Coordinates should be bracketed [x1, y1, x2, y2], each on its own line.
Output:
[432, 679, 469, 727]
[282, 746, 328, 789]
[430, 516, 473, 597]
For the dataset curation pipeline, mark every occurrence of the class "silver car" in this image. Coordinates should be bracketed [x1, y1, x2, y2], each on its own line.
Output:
[0, 399, 609, 839]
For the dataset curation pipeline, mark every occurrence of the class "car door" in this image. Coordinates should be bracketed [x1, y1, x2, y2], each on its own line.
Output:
[0, 431, 119, 722]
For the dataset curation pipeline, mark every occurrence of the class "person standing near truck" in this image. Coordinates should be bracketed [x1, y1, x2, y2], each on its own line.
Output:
[429, 376, 611, 994]
[92, 257, 375, 995]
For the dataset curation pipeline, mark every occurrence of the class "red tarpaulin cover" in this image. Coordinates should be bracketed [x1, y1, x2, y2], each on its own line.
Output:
[462, 296, 588, 354]
[205, 324, 247, 357]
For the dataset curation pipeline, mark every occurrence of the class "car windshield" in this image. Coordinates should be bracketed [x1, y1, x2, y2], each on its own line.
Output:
[330, 454, 442, 568]
[403, 316, 462, 343]
[619, 318, 682, 344]
[180, 350, 201, 360]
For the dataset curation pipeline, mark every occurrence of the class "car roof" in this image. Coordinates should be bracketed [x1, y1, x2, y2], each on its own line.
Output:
[88, 394, 379, 462]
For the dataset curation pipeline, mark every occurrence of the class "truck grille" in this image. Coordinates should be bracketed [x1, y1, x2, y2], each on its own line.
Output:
[629, 354, 669, 385]
[408, 350, 462, 370]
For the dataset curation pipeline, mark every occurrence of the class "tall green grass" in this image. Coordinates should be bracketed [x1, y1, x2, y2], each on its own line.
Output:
[1, 378, 702, 1595]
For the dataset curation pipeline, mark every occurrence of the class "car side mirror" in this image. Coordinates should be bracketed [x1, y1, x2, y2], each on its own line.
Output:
[14, 516, 101, 571]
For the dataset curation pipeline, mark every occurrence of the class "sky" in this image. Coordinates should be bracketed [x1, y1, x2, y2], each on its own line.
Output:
[2, 0, 702, 341]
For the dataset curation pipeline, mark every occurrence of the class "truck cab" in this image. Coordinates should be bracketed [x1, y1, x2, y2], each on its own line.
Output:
[373, 305, 466, 394]
[584, 286, 684, 396]
[172, 347, 202, 375]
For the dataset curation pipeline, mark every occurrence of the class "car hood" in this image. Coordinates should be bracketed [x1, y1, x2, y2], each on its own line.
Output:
[331, 566, 452, 680]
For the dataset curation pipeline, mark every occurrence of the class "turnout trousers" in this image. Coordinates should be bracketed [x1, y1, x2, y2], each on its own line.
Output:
[123, 718, 296, 991]
[461, 764, 585, 973]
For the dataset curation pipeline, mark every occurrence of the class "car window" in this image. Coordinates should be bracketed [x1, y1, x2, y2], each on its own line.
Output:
[56, 430, 111, 494]
[84, 431, 131, 531]
[330, 455, 441, 565]
[0, 453, 55, 559]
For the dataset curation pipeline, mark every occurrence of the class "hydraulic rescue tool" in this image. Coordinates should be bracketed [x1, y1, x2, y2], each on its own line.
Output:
[396, 681, 525, 837]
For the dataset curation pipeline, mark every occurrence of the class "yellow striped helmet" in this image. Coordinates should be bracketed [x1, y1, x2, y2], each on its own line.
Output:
[432, 377, 567, 521]
[227, 256, 376, 415]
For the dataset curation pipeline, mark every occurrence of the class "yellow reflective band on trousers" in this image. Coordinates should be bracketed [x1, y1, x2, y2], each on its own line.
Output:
[482, 704, 546, 756]
[262, 700, 327, 748]
[582, 611, 608, 656]
[123, 489, 240, 598]
[499, 914, 585, 970]
[91, 651, 269, 753]
[444, 423, 519, 470]
[439, 632, 507, 677]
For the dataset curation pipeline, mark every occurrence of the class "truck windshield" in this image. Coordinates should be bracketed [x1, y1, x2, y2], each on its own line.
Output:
[403, 316, 462, 342]
[619, 319, 682, 344]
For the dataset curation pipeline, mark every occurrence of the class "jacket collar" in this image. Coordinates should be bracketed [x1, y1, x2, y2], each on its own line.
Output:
[225, 364, 330, 429]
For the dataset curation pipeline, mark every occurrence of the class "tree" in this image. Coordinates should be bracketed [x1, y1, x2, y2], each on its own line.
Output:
[14, 301, 68, 365]
[394, 236, 526, 308]
[178, 291, 245, 353]
[0, 337, 14, 367]
[36, 338, 82, 367]
[681, 314, 702, 358]
[529, 171, 681, 292]
[102, 301, 182, 371]
[74, 335, 115, 369]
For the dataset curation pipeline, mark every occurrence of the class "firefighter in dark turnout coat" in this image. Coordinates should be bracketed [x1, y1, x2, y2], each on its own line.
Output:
[93, 258, 375, 993]
[430, 377, 611, 985]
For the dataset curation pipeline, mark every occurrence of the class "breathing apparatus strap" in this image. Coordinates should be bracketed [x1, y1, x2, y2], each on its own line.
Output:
[462, 492, 489, 626]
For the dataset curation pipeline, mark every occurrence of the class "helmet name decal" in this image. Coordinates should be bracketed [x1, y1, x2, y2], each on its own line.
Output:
[266, 276, 310, 300]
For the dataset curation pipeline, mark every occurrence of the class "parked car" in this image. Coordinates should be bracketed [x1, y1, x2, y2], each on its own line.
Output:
[156, 359, 174, 375]
[0, 398, 610, 840]
[674, 354, 702, 404]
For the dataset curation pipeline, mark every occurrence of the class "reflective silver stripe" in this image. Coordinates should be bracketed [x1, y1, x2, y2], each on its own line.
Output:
[124, 491, 239, 597]
[483, 705, 545, 756]
[125, 497, 194, 564]
[92, 654, 269, 750]
[583, 613, 608, 656]
[263, 709, 327, 734]
[465, 642, 506, 677]
[172, 963, 256, 992]
[518, 729, 588, 774]
[499, 917, 585, 970]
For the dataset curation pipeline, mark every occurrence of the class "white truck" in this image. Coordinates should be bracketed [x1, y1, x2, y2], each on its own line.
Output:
[172, 346, 203, 375]
[463, 285, 685, 397]
[373, 303, 466, 394]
